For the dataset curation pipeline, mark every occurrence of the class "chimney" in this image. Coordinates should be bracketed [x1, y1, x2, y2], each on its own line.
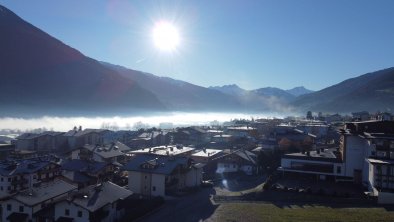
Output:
[79, 126, 82, 131]
[306, 151, 310, 156]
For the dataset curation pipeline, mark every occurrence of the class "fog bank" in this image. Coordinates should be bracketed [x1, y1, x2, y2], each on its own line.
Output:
[0, 112, 278, 131]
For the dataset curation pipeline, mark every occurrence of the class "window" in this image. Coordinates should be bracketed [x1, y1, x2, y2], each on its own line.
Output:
[33, 175, 37, 179]
[0, 186, 2, 191]
[78, 211, 83, 217]
[8, 178, 11, 182]
[1, 177, 3, 182]
[7, 204, 11, 211]
[152, 186, 156, 191]
[7, 186, 10, 191]
[19, 206, 24, 212]
[336, 166, 341, 174]
[144, 175, 147, 179]
[377, 151, 386, 158]
[65, 209, 70, 216]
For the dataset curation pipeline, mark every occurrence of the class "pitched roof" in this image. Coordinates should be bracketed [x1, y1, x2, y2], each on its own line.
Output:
[234, 150, 257, 165]
[72, 182, 132, 212]
[81, 141, 130, 159]
[16, 133, 39, 140]
[0, 158, 58, 176]
[64, 129, 109, 137]
[192, 149, 223, 157]
[189, 126, 207, 134]
[213, 149, 257, 165]
[16, 131, 64, 140]
[61, 159, 108, 174]
[62, 171, 93, 183]
[13, 179, 77, 206]
[122, 154, 189, 175]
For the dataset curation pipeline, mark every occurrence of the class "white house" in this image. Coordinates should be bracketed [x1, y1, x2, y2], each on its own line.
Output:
[279, 148, 344, 180]
[54, 182, 133, 222]
[70, 141, 130, 164]
[0, 158, 61, 198]
[214, 149, 257, 175]
[123, 154, 202, 197]
[1, 179, 77, 222]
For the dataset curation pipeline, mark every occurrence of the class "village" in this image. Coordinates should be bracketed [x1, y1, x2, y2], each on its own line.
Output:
[0, 111, 393, 221]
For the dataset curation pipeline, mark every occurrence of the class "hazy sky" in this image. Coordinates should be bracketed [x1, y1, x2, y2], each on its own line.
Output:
[2, 0, 394, 90]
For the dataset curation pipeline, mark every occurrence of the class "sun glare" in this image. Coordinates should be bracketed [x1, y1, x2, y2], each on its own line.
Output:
[152, 21, 180, 51]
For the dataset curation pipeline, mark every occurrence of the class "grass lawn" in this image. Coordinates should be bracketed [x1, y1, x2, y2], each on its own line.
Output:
[207, 203, 394, 222]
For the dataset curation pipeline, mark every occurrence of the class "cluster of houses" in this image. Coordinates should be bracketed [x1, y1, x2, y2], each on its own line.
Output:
[304, 110, 394, 123]
[0, 112, 393, 221]
[0, 124, 264, 221]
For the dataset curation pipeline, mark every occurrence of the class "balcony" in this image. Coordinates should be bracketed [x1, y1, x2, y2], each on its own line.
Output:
[11, 178, 28, 185]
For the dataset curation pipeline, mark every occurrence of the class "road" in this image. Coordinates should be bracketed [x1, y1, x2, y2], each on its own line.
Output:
[137, 187, 218, 222]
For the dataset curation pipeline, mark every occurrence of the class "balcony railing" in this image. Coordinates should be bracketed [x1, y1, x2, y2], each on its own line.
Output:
[11, 178, 28, 185]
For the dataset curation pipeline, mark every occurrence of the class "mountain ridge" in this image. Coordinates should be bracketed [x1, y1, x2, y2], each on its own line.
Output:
[0, 4, 166, 116]
[292, 67, 394, 113]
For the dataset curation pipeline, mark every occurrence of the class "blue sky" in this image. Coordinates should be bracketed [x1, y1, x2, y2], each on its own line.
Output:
[2, 0, 394, 90]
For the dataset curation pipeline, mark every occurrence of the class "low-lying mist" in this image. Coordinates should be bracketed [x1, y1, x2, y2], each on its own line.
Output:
[0, 112, 282, 132]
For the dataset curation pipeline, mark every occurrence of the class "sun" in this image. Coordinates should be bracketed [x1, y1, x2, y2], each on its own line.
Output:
[152, 21, 180, 52]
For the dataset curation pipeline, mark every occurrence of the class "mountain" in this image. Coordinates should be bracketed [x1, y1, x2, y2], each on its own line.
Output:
[286, 86, 314, 97]
[209, 84, 247, 96]
[209, 85, 296, 112]
[210, 85, 313, 101]
[102, 63, 244, 112]
[252, 87, 296, 102]
[210, 85, 298, 102]
[0, 5, 165, 116]
[292, 68, 394, 113]
[105, 64, 298, 113]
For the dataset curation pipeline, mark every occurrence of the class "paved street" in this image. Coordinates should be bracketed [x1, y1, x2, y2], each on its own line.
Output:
[138, 187, 218, 222]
